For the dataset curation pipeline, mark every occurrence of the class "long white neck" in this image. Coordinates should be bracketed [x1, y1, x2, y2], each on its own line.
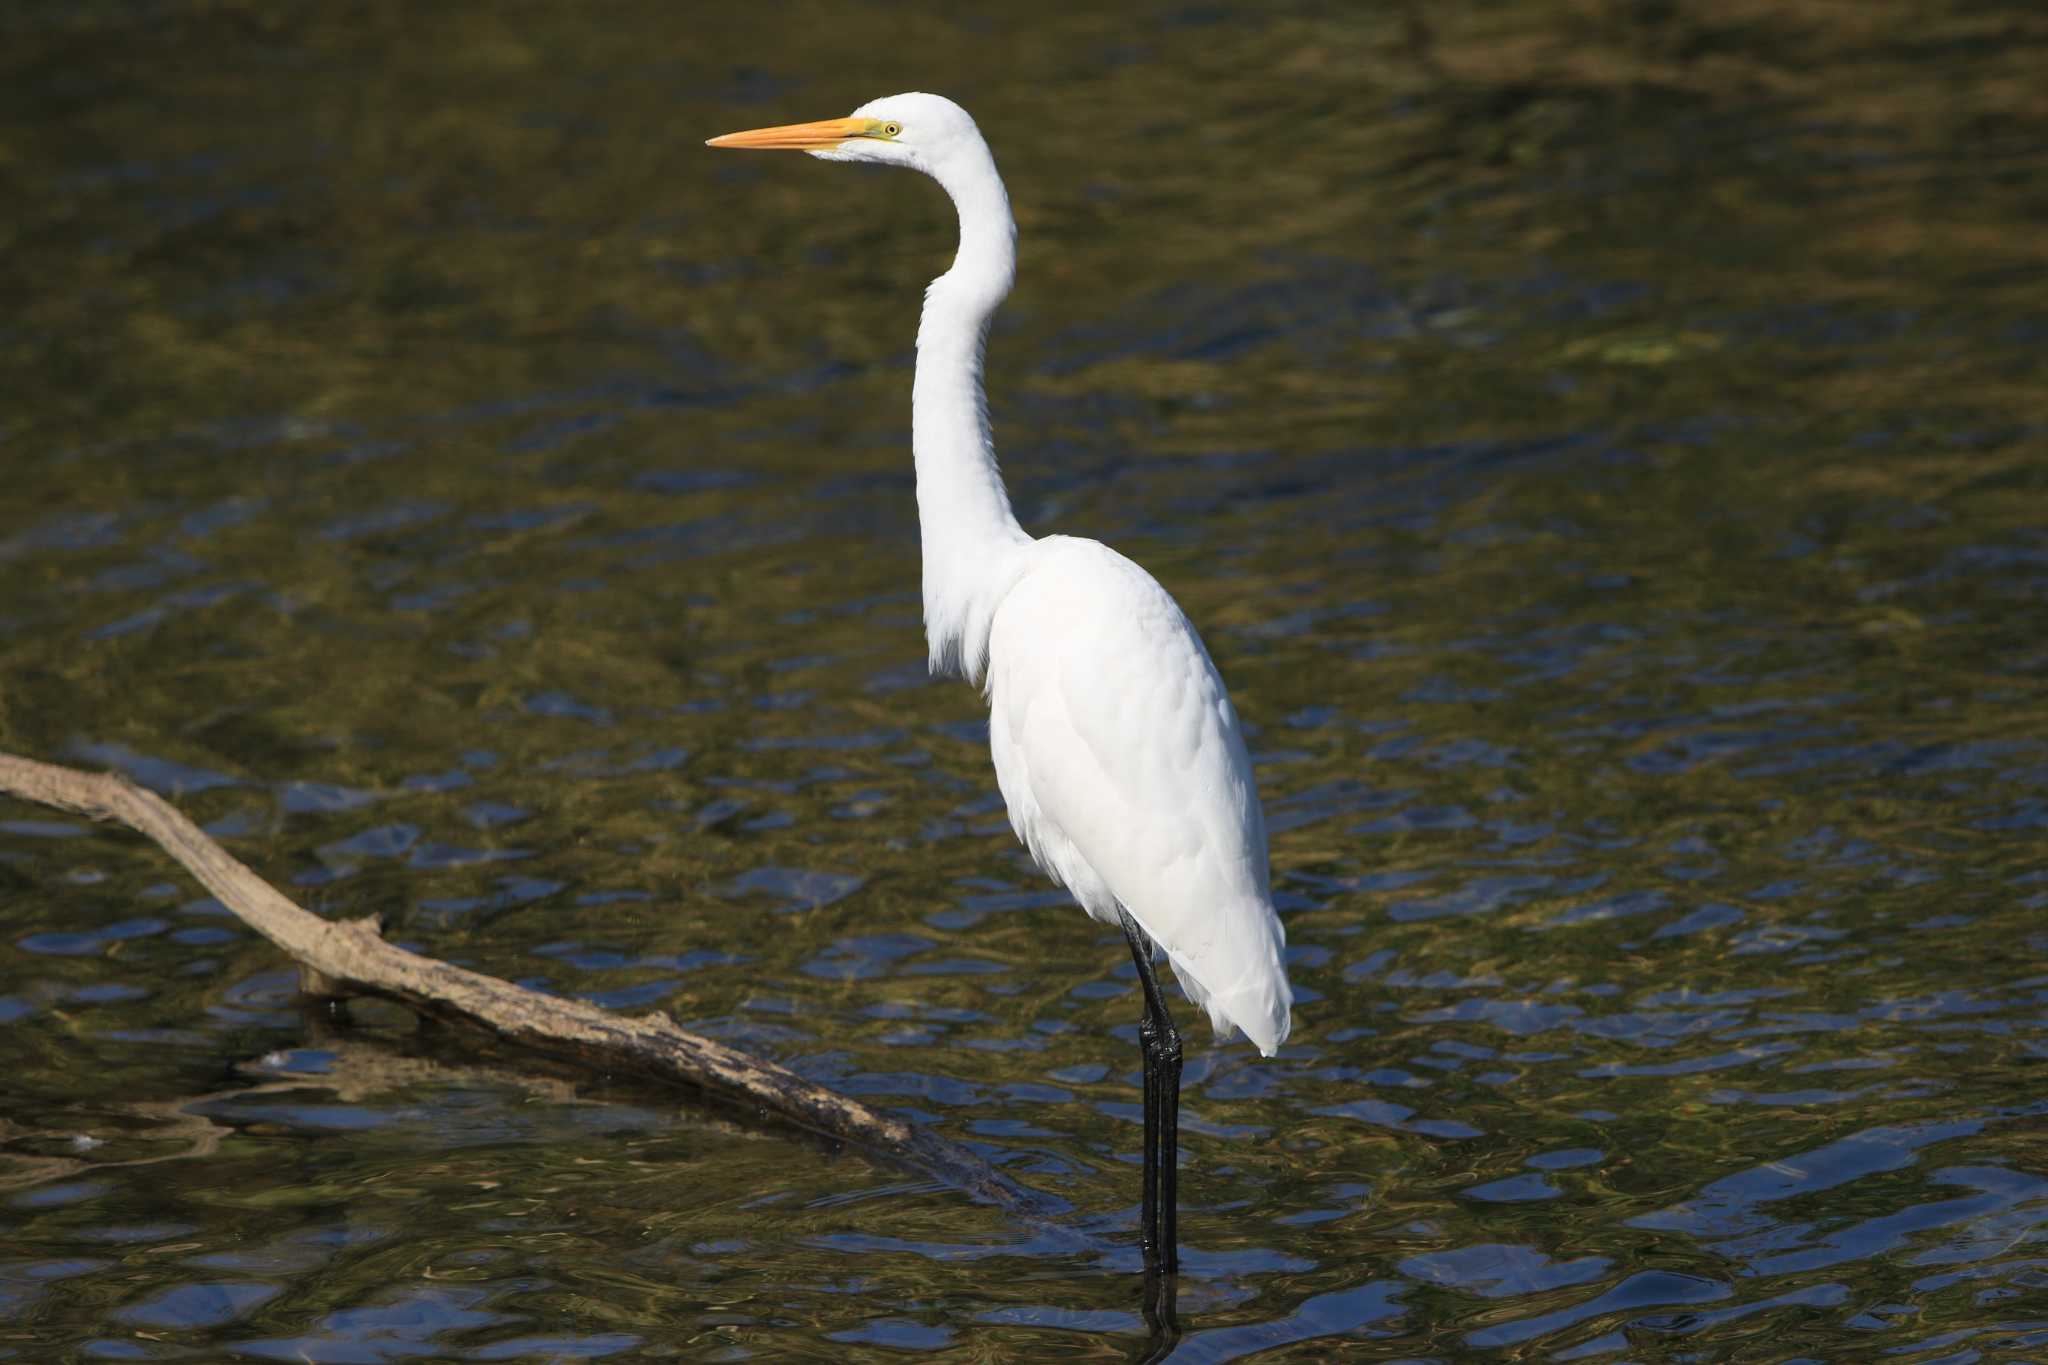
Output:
[914, 140, 1031, 684]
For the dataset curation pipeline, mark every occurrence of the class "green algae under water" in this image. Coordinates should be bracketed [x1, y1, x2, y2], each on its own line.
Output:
[3, 2, 2047, 1359]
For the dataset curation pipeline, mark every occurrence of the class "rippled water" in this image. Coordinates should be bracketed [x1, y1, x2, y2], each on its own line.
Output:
[5, 2, 2047, 1359]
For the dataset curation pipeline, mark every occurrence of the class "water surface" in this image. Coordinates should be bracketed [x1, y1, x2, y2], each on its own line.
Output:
[4, 2, 2047, 1359]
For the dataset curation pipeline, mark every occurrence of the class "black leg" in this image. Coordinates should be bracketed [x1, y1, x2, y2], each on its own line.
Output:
[1121, 909, 1159, 1264]
[1157, 1011, 1182, 1272]
[1119, 907, 1182, 1276]
[1137, 1258, 1182, 1361]
[1139, 1011, 1160, 1261]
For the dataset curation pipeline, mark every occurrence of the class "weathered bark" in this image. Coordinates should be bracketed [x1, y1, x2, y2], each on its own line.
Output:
[0, 750, 1050, 1214]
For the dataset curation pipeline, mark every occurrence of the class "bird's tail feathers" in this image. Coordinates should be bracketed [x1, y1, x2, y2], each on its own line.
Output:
[1161, 904, 1294, 1057]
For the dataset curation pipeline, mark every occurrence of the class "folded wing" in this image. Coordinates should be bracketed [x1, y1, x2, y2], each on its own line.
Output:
[986, 536, 1292, 1054]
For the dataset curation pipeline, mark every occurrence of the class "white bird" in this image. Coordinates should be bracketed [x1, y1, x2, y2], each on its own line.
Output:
[709, 93, 1292, 1275]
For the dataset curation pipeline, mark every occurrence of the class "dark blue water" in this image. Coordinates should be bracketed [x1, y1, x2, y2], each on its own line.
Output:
[4, 2, 2047, 1359]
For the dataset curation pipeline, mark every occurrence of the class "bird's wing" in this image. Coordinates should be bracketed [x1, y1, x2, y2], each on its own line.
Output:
[988, 537, 1289, 1051]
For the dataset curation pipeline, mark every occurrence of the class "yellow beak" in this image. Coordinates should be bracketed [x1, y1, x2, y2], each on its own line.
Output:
[705, 117, 875, 151]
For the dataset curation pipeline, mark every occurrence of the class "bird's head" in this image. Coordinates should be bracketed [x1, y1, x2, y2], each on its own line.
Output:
[707, 92, 986, 179]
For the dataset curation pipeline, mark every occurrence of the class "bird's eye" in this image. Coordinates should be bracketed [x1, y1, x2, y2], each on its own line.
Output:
[882, 122, 902, 137]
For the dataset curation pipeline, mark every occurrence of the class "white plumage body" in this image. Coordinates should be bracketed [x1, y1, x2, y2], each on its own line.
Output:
[708, 90, 1294, 1063]
[983, 536, 1292, 1055]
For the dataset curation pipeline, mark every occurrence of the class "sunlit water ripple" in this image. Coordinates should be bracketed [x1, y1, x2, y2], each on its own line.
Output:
[4, 1, 2047, 1360]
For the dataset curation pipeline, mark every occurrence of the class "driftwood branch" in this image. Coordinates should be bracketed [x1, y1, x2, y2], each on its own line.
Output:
[3, 1035, 759, 1196]
[0, 750, 1052, 1215]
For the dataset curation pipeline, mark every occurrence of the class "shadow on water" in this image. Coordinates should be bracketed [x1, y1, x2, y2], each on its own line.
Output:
[3, 0, 2048, 1358]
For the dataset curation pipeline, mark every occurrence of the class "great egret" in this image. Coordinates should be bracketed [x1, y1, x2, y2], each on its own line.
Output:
[709, 93, 1292, 1275]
